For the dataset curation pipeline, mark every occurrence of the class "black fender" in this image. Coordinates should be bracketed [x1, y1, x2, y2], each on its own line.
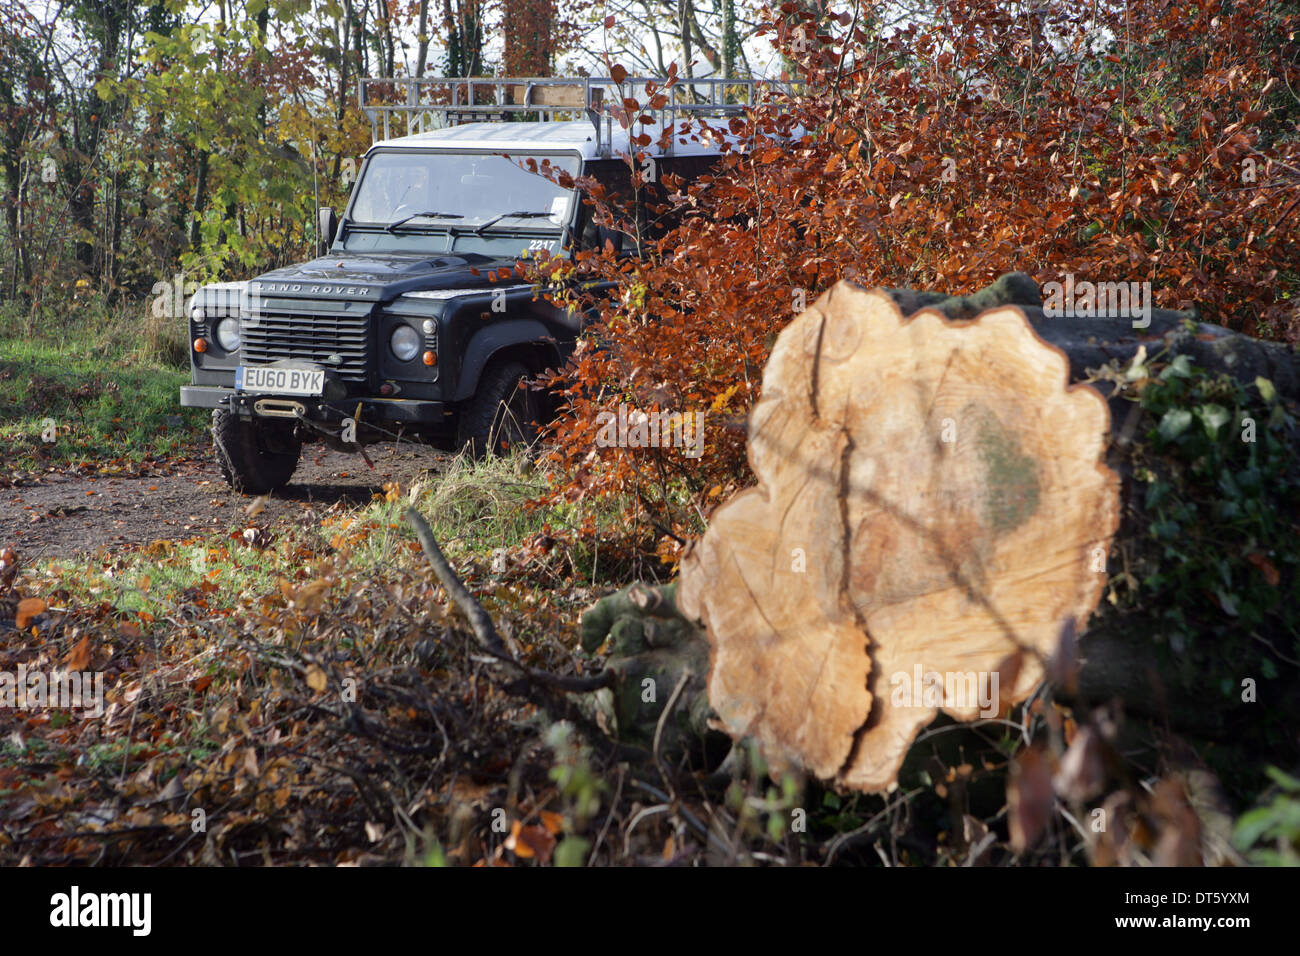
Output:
[452, 319, 565, 402]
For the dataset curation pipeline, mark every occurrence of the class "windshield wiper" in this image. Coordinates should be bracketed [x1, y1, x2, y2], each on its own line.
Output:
[473, 211, 554, 235]
[385, 210, 464, 233]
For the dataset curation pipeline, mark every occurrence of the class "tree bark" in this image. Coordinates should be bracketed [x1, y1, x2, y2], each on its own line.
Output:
[678, 0, 693, 76]
[416, 0, 430, 77]
[722, 0, 737, 78]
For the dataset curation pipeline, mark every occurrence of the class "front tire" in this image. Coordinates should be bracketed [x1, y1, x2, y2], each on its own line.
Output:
[212, 409, 302, 493]
[457, 360, 542, 459]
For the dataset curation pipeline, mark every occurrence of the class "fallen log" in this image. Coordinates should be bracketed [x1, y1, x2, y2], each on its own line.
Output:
[582, 273, 1300, 793]
[679, 281, 1126, 790]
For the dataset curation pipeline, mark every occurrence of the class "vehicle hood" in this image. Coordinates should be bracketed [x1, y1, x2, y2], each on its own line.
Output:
[249, 251, 513, 304]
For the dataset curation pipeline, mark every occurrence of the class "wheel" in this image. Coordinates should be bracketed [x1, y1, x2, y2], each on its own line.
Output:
[457, 360, 541, 459]
[211, 409, 302, 493]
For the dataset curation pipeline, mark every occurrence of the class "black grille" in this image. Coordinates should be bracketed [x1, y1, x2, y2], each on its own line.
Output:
[241, 308, 371, 383]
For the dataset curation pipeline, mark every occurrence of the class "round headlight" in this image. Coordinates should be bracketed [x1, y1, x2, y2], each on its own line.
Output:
[213, 317, 241, 352]
[390, 325, 421, 361]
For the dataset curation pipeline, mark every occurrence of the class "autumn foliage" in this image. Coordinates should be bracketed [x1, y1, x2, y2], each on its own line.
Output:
[539, 0, 1300, 554]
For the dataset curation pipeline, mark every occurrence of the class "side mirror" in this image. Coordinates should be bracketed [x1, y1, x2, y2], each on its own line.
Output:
[318, 207, 338, 254]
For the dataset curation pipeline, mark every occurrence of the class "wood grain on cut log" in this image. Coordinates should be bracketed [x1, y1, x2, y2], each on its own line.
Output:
[677, 281, 1121, 791]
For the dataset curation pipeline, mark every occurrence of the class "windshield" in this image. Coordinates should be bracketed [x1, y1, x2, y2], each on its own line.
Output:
[345, 151, 579, 257]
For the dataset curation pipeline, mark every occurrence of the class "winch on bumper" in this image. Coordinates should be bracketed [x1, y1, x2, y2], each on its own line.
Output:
[180, 384, 448, 426]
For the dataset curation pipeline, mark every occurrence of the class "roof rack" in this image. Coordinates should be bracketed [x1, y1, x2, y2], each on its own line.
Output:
[358, 76, 800, 156]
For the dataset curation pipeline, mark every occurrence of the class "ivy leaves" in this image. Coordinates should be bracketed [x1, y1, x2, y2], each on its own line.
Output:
[1133, 354, 1296, 693]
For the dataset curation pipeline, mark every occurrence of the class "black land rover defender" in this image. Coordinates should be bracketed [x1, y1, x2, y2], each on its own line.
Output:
[180, 77, 761, 493]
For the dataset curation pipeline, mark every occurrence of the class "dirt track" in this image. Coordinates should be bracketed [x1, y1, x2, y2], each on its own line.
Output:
[0, 446, 449, 561]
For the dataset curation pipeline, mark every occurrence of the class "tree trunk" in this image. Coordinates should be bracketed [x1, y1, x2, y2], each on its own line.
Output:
[583, 273, 1300, 791]
[679, 278, 1124, 790]
[678, 0, 693, 76]
[722, 0, 737, 78]
[190, 149, 209, 250]
[416, 0, 431, 77]
[2, 155, 31, 296]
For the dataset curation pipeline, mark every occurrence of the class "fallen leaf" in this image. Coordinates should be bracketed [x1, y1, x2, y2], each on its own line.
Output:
[1053, 725, 1107, 803]
[305, 664, 328, 693]
[1008, 747, 1054, 853]
[65, 635, 92, 671]
[294, 579, 330, 613]
[15, 597, 45, 629]
[1246, 552, 1280, 587]
[506, 819, 556, 863]
[1151, 778, 1203, 866]
[241, 527, 273, 549]
[961, 814, 993, 866]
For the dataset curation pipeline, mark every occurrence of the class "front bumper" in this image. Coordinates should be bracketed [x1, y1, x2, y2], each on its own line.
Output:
[180, 385, 448, 425]
[181, 385, 236, 409]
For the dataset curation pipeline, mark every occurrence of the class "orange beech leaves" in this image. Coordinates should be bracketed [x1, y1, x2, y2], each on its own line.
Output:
[536, 0, 1299, 547]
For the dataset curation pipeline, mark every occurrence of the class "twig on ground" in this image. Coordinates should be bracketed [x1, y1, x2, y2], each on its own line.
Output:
[406, 506, 616, 693]
[653, 671, 692, 799]
[407, 506, 506, 655]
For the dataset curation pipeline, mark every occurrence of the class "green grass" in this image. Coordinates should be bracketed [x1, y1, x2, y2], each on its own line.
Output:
[394, 451, 666, 584]
[0, 295, 205, 471]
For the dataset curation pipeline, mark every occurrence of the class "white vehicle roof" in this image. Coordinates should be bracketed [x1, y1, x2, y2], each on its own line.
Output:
[369, 119, 738, 160]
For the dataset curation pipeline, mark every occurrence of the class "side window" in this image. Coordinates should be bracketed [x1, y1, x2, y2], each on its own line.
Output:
[579, 159, 643, 253]
[649, 155, 718, 236]
[577, 155, 719, 251]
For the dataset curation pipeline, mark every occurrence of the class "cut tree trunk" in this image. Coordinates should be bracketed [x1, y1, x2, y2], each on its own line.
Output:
[678, 281, 1125, 791]
[581, 273, 1299, 791]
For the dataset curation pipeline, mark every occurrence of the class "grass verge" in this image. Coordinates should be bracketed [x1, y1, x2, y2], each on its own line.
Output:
[0, 295, 205, 474]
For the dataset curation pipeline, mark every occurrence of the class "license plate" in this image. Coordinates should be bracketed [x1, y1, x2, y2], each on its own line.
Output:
[235, 366, 325, 396]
